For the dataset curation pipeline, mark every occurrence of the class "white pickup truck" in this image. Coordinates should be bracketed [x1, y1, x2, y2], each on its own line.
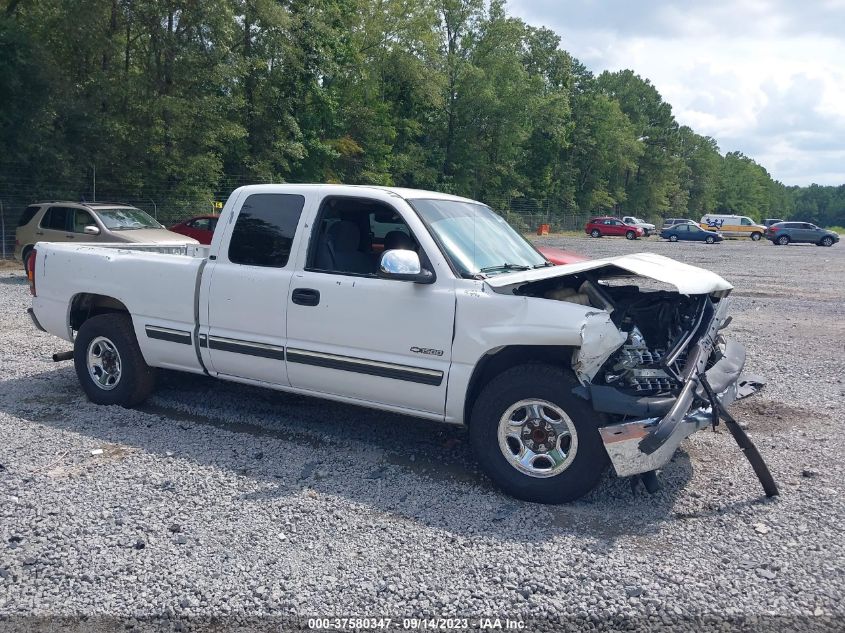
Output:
[622, 216, 657, 237]
[27, 184, 763, 503]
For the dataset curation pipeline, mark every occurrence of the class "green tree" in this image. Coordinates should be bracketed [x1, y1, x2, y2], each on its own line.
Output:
[596, 70, 683, 214]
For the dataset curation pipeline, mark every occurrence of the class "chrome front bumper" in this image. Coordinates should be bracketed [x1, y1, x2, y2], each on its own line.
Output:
[597, 300, 762, 477]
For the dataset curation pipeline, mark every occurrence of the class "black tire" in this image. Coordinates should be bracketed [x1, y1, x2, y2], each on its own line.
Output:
[751, 232, 762, 241]
[469, 364, 609, 504]
[73, 313, 156, 407]
[669, 235, 678, 242]
[625, 230, 636, 240]
[590, 229, 601, 238]
[777, 235, 790, 246]
[820, 236, 834, 247]
[705, 235, 715, 244]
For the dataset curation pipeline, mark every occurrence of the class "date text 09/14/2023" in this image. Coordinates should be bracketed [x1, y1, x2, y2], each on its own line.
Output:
[306, 617, 525, 630]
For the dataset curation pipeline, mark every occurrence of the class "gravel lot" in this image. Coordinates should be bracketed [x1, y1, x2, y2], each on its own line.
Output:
[1, 237, 844, 632]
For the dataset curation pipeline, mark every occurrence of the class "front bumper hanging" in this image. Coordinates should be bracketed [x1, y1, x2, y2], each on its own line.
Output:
[595, 299, 767, 479]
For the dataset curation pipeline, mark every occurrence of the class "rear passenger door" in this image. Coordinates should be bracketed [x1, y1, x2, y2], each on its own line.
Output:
[784, 222, 803, 241]
[200, 193, 309, 385]
[38, 206, 73, 243]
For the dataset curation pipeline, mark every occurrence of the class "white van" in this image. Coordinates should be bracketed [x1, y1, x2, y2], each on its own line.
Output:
[700, 214, 766, 240]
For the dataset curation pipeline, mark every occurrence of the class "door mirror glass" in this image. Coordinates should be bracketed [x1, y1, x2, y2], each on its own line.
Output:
[378, 249, 433, 283]
[83, 225, 101, 236]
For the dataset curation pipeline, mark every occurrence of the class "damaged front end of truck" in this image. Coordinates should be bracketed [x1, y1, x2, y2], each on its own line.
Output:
[488, 253, 776, 493]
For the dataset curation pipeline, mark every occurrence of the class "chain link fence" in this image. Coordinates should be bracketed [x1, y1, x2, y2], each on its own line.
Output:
[1, 178, 604, 260]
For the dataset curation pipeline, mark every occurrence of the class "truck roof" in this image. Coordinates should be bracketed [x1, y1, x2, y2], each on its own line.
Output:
[233, 184, 481, 205]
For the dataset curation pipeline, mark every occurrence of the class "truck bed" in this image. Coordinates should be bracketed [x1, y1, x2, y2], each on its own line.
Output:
[32, 242, 207, 376]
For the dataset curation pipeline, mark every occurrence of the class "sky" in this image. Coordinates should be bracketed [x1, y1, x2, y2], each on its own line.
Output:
[507, 0, 845, 186]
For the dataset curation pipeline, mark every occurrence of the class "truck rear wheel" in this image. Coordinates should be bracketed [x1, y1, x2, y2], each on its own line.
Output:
[74, 314, 156, 407]
[469, 364, 608, 503]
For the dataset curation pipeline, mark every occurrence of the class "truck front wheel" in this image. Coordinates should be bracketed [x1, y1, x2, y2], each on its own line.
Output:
[74, 314, 156, 407]
[469, 364, 608, 503]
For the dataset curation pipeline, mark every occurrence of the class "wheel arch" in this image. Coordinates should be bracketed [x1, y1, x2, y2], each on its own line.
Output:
[21, 244, 35, 264]
[463, 345, 576, 426]
[69, 293, 131, 332]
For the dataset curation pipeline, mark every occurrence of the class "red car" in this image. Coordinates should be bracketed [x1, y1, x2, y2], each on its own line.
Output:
[169, 215, 220, 245]
[535, 245, 588, 265]
[584, 216, 644, 240]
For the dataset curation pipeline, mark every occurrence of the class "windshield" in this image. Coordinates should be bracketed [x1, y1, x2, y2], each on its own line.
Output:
[410, 199, 547, 277]
[95, 207, 162, 230]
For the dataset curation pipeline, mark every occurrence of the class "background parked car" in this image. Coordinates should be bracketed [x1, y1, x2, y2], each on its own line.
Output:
[584, 217, 644, 239]
[766, 222, 839, 246]
[763, 218, 785, 227]
[621, 216, 656, 236]
[169, 214, 220, 244]
[660, 223, 723, 244]
[662, 218, 697, 228]
[15, 201, 197, 270]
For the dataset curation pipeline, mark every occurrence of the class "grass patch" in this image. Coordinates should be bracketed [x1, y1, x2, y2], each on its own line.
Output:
[825, 226, 845, 235]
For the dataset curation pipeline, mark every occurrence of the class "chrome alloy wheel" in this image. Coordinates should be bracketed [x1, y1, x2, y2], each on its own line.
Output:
[87, 336, 122, 391]
[497, 399, 578, 478]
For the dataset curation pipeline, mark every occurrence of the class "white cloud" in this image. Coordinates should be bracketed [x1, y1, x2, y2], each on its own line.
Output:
[507, 0, 845, 185]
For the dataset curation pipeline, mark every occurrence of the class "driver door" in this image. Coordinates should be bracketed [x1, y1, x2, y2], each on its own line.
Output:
[686, 224, 703, 240]
[285, 195, 455, 417]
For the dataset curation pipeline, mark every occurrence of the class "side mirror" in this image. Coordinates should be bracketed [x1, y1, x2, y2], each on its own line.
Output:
[83, 225, 101, 236]
[378, 249, 434, 284]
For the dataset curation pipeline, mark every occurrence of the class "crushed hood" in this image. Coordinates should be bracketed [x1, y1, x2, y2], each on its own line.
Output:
[485, 252, 733, 295]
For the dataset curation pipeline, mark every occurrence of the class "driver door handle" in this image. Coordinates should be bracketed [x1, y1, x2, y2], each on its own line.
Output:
[291, 288, 320, 307]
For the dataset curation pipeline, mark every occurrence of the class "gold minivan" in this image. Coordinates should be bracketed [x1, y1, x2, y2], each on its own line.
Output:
[15, 201, 197, 269]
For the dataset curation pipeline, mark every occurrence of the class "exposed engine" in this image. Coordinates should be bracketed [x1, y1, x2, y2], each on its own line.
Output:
[598, 284, 703, 396]
[602, 327, 681, 395]
[518, 274, 707, 397]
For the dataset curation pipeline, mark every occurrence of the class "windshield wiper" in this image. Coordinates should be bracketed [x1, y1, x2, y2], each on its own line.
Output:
[479, 263, 532, 274]
[533, 261, 555, 268]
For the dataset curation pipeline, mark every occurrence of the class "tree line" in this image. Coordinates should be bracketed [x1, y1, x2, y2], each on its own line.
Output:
[1, 0, 843, 228]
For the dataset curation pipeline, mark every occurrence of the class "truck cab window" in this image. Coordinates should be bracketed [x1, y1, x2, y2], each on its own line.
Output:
[228, 193, 305, 267]
[308, 197, 418, 276]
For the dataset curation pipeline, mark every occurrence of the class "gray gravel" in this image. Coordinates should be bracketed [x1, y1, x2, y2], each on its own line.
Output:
[1, 237, 844, 631]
